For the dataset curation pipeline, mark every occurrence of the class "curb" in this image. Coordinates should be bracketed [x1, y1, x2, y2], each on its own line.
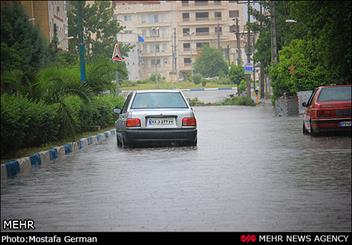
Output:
[1, 129, 116, 184]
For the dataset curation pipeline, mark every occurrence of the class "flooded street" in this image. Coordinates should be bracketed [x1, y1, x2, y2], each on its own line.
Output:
[1, 104, 351, 231]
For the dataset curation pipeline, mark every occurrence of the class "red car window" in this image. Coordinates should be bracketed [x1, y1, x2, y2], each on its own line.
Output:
[317, 86, 351, 102]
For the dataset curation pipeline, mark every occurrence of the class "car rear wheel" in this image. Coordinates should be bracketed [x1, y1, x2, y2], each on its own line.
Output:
[116, 135, 122, 148]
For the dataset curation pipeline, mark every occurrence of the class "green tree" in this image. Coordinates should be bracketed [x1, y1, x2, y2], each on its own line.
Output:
[269, 39, 328, 99]
[228, 64, 245, 95]
[1, 2, 50, 95]
[67, 1, 124, 58]
[193, 46, 228, 77]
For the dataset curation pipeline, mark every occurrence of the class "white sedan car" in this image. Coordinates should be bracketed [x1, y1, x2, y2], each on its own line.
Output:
[114, 90, 197, 147]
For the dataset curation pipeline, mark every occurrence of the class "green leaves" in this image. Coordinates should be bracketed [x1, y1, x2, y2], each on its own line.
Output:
[228, 64, 245, 85]
[1, 2, 49, 95]
[269, 39, 329, 99]
[193, 46, 228, 78]
[68, 1, 124, 58]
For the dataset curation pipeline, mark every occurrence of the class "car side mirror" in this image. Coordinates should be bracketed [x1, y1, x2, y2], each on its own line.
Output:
[302, 102, 307, 107]
[113, 108, 121, 114]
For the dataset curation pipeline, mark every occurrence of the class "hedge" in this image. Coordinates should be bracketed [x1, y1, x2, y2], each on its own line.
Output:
[1, 94, 124, 156]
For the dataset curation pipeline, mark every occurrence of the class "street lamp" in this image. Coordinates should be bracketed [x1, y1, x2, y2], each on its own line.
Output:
[152, 27, 159, 87]
[188, 31, 194, 83]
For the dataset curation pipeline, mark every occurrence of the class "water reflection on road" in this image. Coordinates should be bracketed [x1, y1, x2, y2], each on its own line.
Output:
[1, 104, 351, 231]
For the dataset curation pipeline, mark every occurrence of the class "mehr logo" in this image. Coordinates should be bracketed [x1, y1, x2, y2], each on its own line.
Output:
[241, 234, 257, 243]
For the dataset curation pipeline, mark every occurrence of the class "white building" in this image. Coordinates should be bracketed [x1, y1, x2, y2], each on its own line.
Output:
[116, 33, 141, 81]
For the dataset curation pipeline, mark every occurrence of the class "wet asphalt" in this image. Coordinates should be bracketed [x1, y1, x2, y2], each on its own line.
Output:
[1, 102, 351, 231]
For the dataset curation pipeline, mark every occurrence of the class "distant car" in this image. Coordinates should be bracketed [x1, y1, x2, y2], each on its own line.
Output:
[114, 90, 197, 147]
[302, 85, 352, 136]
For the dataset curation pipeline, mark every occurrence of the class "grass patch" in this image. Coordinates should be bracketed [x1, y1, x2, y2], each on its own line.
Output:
[1, 127, 115, 163]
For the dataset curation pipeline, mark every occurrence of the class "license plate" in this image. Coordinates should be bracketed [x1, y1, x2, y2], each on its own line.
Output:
[147, 118, 176, 128]
[339, 121, 351, 127]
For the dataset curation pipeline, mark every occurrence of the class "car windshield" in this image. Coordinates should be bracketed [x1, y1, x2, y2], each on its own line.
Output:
[317, 86, 352, 102]
[131, 92, 188, 109]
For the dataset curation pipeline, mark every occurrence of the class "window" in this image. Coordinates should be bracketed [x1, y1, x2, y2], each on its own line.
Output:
[229, 10, 239, 18]
[153, 15, 159, 23]
[317, 87, 352, 102]
[196, 42, 209, 49]
[151, 58, 161, 66]
[196, 12, 209, 21]
[196, 27, 209, 35]
[183, 28, 190, 36]
[184, 58, 192, 65]
[195, 0, 208, 6]
[124, 15, 132, 21]
[182, 13, 190, 21]
[153, 44, 160, 53]
[215, 12, 222, 20]
[131, 92, 188, 109]
[214, 0, 221, 5]
[229, 25, 238, 33]
[56, 6, 60, 14]
[183, 43, 191, 51]
[182, 0, 189, 6]
[215, 26, 222, 33]
[121, 93, 133, 113]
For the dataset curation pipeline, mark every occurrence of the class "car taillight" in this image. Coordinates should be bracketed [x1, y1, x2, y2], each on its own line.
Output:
[317, 110, 335, 118]
[182, 117, 197, 126]
[126, 118, 141, 127]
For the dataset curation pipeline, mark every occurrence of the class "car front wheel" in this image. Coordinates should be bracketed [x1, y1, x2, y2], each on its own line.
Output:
[310, 121, 319, 136]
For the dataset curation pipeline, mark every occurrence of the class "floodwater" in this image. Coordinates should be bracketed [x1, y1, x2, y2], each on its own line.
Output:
[1, 103, 351, 231]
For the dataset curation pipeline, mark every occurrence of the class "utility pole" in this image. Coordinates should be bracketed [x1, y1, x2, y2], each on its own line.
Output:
[189, 31, 194, 83]
[252, 31, 256, 91]
[234, 18, 242, 66]
[77, 1, 86, 83]
[259, 1, 265, 99]
[270, 0, 278, 65]
[172, 28, 177, 77]
[216, 22, 220, 49]
[245, 0, 251, 97]
[152, 27, 159, 87]
[227, 45, 230, 65]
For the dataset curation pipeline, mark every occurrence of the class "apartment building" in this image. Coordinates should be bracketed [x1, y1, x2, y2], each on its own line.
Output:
[20, 1, 69, 51]
[114, 0, 246, 81]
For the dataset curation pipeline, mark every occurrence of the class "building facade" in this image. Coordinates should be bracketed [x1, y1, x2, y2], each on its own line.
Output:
[20, 1, 69, 51]
[114, 0, 246, 81]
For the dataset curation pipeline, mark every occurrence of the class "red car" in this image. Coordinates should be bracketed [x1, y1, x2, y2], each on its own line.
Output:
[302, 85, 352, 136]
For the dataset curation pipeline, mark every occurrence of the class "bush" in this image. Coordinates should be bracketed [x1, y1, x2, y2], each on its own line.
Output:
[1, 95, 59, 155]
[222, 96, 256, 106]
[79, 94, 124, 131]
[1, 94, 125, 157]
[238, 79, 247, 94]
[192, 73, 202, 85]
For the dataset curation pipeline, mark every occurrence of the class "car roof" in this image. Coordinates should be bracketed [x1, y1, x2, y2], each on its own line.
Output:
[318, 84, 351, 89]
[135, 89, 182, 93]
